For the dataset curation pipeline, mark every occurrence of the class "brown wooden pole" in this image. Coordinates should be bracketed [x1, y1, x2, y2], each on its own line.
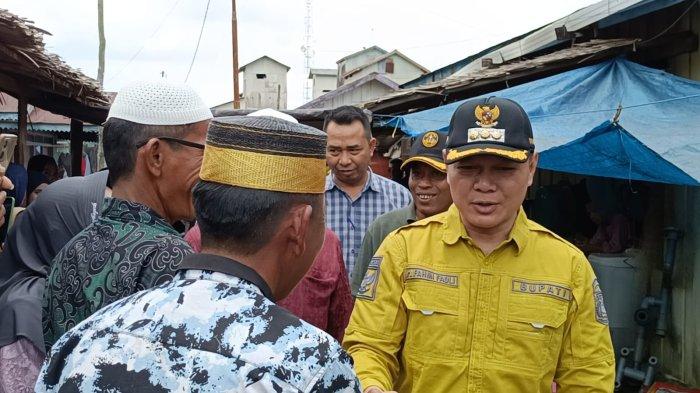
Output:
[70, 119, 83, 176]
[17, 98, 28, 166]
[232, 0, 240, 109]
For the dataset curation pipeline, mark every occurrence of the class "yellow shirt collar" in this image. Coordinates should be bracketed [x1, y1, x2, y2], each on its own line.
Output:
[442, 205, 529, 254]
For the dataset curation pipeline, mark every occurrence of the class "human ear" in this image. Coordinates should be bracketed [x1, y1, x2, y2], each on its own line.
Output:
[527, 153, 539, 187]
[289, 204, 313, 256]
[369, 137, 378, 154]
[142, 138, 165, 177]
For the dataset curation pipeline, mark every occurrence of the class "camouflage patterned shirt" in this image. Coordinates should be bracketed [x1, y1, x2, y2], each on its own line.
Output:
[36, 254, 360, 392]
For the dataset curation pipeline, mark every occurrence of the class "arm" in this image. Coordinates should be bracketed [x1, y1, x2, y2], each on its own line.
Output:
[352, 224, 380, 296]
[0, 175, 14, 229]
[343, 234, 407, 392]
[328, 233, 354, 342]
[308, 350, 361, 393]
[555, 254, 615, 392]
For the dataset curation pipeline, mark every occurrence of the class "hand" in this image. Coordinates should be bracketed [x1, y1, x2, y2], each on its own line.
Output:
[364, 387, 398, 393]
[0, 175, 15, 228]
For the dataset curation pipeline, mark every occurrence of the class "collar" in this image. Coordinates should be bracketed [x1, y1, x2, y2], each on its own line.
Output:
[507, 208, 530, 254]
[177, 253, 275, 301]
[325, 169, 379, 193]
[102, 197, 178, 235]
[442, 205, 529, 254]
[406, 202, 418, 223]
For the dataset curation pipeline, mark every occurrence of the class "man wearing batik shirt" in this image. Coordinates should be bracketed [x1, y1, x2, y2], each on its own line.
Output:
[42, 81, 212, 348]
[324, 106, 411, 281]
[36, 113, 360, 392]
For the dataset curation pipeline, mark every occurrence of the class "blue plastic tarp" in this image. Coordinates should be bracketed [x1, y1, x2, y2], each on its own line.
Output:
[539, 121, 699, 186]
[381, 58, 700, 185]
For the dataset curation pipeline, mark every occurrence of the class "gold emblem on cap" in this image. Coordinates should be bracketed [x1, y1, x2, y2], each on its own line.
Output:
[422, 131, 439, 148]
[469, 130, 479, 140]
[475, 104, 500, 128]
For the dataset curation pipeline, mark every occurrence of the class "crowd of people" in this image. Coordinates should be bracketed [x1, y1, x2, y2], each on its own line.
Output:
[0, 81, 615, 392]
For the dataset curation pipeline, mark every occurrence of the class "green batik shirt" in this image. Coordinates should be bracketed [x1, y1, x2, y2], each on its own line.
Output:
[42, 197, 192, 349]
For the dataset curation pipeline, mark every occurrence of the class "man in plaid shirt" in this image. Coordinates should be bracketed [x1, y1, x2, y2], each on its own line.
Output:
[324, 106, 411, 282]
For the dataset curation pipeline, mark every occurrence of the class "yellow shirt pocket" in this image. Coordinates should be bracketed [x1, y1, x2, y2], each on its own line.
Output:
[500, 297, 568, 372]
[401, 282, 462, 359]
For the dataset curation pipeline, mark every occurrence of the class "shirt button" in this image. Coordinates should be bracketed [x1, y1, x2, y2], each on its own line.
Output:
[351, 249, 356, 254]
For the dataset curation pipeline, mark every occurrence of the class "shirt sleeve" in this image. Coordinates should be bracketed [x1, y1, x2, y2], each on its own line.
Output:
[343, 233, 407, 391]
[555, 253, 615, 392]
[308, 350, 361, 393]
[328, 235, 354, 342]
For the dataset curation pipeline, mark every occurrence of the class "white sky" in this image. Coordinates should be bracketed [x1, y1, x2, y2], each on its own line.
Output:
[3, 0, 598, 108]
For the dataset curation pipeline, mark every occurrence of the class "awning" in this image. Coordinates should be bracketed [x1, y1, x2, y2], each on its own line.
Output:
[380, 58, 700, 185]
[539, 121, 699, 186]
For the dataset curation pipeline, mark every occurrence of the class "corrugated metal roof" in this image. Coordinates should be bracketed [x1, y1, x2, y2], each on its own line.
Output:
[298, 72, 399, 109]
[308, 68, 337, 78]
[452, 0, 685, 76]
[336, 45, 387, 63]
[363, 39, 637, 111]
[239, 55, 290, 71]
[402, 0, 685, 88]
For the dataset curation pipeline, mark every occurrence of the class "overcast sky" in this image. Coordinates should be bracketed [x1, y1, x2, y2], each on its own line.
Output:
[4, 0, 597, 108]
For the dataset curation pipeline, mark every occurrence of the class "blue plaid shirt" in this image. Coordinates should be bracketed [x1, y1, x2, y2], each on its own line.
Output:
[325, 171, 411, 281]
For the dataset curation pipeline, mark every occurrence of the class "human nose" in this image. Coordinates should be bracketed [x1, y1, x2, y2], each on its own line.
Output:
[473, 171, 496, 192]
[338, 151, 352, 166]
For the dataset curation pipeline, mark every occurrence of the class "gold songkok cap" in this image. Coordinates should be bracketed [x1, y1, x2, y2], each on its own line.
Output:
[200, 114, 327, 194]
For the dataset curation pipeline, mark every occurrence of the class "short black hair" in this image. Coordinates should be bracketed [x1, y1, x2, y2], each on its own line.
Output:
[193, 181, 323, 255]
[323, 106, 372, 139]
[27, 154, 57, 172]
[102, 118, 199, 184]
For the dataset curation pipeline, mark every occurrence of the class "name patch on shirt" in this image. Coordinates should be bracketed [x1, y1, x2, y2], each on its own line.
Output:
[404, 268, 458, 287]
[357, 257, 382, 301]
[511, 279, 572, 302]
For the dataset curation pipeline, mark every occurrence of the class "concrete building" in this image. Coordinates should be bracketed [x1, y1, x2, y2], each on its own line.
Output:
[239, 56, 289, 109]
[336, 46, 429, 87]
[308, 68, 337, 99]
[298, 46, 429, 109]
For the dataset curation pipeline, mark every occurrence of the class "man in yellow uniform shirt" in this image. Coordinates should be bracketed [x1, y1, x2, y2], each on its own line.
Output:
[343, 97, 615, 393]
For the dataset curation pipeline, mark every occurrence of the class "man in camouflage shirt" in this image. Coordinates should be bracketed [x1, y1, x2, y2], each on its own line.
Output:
[36, 112, 360, 392]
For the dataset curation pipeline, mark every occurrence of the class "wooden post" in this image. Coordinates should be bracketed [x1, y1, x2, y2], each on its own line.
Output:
[17, 98, 28, 166]
[232, 0, 240, 109]
[70, 119, 83, 176]
[96, 0, 107, 170]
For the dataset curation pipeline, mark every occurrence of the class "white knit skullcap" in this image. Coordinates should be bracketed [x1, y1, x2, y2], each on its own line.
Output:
[107, 80, 213, 125]
[248, 108, 298, 123]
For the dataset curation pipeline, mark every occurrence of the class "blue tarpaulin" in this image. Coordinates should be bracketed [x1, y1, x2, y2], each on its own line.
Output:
[380, 58, 700, 185]
[539, 121, 698, 186]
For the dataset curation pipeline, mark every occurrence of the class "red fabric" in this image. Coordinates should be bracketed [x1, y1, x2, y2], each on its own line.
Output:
[183, 226, 353, 342]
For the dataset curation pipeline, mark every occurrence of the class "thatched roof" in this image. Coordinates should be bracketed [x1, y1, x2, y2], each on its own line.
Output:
[0, 8, 109, 124]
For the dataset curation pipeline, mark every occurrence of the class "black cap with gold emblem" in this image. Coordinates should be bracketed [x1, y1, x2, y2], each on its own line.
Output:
[400, 131, 448, 172]
[445, 96, 535, 164]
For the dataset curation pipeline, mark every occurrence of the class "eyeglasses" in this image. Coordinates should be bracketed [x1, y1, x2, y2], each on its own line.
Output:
[136, 137, 205, 150]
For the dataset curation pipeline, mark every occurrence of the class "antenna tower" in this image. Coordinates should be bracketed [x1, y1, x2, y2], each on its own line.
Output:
[301, 0, 314, 101]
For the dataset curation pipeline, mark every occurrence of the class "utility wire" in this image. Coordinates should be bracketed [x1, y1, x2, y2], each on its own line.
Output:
[641, 0, 699, 44]
[184, 0, 212, 82]
[106, 0, 183, 83]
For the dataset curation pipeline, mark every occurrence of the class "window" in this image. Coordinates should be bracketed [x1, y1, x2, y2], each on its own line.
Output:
[256, 73, 267, 79]
[385, 58, 394, 74]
